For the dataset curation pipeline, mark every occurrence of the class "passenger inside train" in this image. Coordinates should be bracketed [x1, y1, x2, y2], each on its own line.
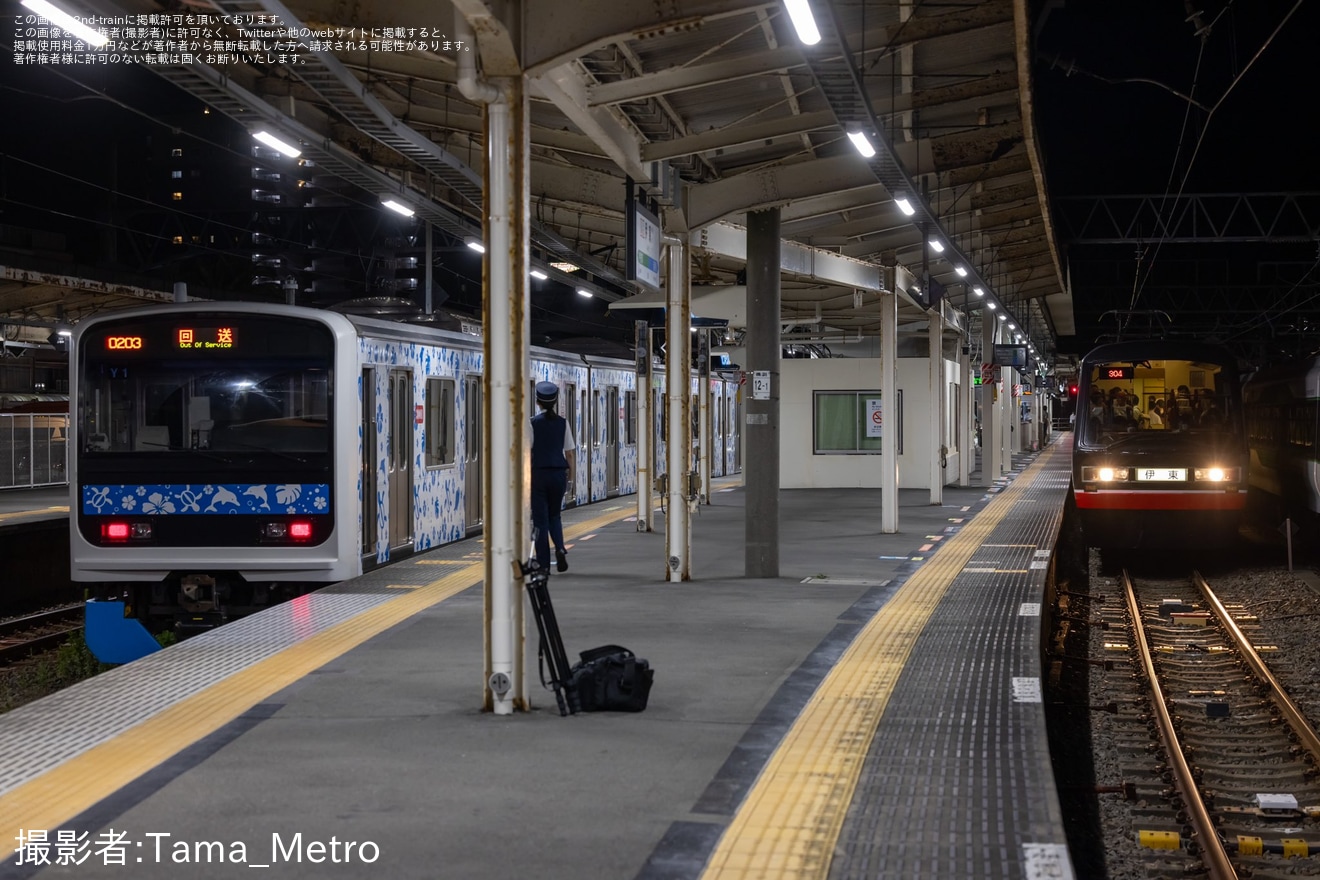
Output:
[1079, 359, 1237, 446]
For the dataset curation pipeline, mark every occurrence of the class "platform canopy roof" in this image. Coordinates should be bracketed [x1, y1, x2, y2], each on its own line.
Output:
[0, 0, 1070, 369]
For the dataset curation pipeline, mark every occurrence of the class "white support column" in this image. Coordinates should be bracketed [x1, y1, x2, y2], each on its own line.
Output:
[481, 77, 529, 715]
[997, 361, 1008, 472]
[958, 345, 972, 487]
[982, 316, 1001, 485]
[635, 320, 653, 531]
[880, 290, 899, 533]
[665, 229, 691, 582]
[928, 303, 943, 504]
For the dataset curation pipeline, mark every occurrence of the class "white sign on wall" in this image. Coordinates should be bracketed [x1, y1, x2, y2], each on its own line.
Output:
[751, 370, 770, 400]
[865, 397, 882, 438]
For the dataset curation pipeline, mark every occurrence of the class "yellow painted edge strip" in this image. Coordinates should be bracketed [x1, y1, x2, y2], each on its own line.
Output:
[699, 448, 1060, 880]
[0, 502, 637, 847]
[0, 505, 68, 524]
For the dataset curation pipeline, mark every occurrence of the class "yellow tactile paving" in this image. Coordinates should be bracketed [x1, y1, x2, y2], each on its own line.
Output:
[0, 503, 637, 849]
[699, 448, 1060, 880]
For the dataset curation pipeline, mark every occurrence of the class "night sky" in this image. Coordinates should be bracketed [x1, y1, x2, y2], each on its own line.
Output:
[1031, 1, 1319, 358]
[1034, 0, 1315, 195]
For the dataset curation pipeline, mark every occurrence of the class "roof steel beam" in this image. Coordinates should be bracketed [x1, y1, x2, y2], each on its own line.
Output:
[1057, 193, 1320, 244]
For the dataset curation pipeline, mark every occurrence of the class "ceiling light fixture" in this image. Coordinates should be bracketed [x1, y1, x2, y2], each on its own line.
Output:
[954, 265, 968, 277]
[380, 197, 415, 218]
[846, 129, 876, 158]
[464, 237, 485, 253]
[251, 130, 301, 158]
[576, 288, 593, 298]
[530, 269, 548, 280]
[20, 0, 108, 46]
[894, 195, 916, 216]
[928, 239, 945, 253]
[973, 287, 984, 297]
[987, 302, 996, 311]
[997, 313, 1007, 321]
[783, 0, 821, 45]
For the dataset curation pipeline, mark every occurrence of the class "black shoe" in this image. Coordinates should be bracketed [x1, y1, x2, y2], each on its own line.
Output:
[556, 549, 568, 572]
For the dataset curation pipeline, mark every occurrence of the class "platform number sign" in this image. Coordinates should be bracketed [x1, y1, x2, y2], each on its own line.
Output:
[751, 370, 770, 400]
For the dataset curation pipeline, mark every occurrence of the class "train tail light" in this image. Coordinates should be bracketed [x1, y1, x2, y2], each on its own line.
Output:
[262, 521, 314, 542]
[101, 522, 152, 542]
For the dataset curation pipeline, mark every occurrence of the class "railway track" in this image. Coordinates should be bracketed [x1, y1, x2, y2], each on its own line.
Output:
[1098, 568, 1320, 879]
[0, 604, 84, 664]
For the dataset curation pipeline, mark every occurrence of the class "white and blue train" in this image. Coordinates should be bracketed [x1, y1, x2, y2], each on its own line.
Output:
[69, 302, 741, 626]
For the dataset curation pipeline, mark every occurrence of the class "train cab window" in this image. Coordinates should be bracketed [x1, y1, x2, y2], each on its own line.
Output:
[1079, 358, 1238, 447]
[425, 377, 456, 467]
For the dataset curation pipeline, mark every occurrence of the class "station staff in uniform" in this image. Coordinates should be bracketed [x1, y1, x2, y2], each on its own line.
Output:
[531, 381, 576, 572]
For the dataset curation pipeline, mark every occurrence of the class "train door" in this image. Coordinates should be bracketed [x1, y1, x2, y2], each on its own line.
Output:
[563, 381, 578, 504]
[361, 368, 377, 563]
[464, 374, 482, 531]
[653, 387, 665, 477]
[712, 385, 723, 477]
[591, 389, 602, 499]
[579, 387, 589, 498]
[387, 368, 413, 552]
[606, 385, 620, 495]
[731, 392, 741, 471]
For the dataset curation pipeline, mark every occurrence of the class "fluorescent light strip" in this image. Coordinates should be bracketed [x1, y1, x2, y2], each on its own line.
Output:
[20, 0, 108, 46]
[530, 269, 548, 280]
[928, 239, 944, 253]
[576, 288, 593, 298]
[894, 197, 916, 216]
[783, 0, 821, 45]
[380, 199, 415, 217]
[252, 130, 301, 158]
[846, 130, 876, 159]
[954, 266, 968, 277]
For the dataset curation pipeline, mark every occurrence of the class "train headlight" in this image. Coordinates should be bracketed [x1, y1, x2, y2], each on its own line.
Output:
[1193, 467, 1239, 483]
[1082, 466, 1129, 483]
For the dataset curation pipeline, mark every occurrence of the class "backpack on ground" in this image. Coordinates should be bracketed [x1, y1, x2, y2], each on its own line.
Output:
[569, 644, 654, 712]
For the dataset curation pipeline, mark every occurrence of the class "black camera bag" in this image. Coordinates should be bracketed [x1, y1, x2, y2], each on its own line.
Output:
[568, 644, 654, 712]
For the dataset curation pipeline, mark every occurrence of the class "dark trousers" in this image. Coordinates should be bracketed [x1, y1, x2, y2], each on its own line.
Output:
[530, 468, 568, 569]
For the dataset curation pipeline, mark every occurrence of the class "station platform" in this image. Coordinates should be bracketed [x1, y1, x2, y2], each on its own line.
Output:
[0, 487, 68, 531]
[0, 437, 1074, 880]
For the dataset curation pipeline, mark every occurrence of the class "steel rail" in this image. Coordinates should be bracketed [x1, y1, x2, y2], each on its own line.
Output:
[1122, 569, 1237, 880]
[1193, 569, 1320, 759]
[0, 629, 81, 665]
[0, 605, 83, 640]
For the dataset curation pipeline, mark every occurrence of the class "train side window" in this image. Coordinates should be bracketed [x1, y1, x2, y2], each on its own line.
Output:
[625, 390, 637, 445]
[425, 377, 456, 467]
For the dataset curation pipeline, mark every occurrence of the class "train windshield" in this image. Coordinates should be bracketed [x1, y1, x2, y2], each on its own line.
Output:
[1076, 358, 1240, 448]
[78, 315, 333, 461]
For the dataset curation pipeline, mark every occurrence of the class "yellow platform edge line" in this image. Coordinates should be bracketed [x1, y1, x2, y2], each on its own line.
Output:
[699, 448, 1060, 880]
[0, 500, 639, 846]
